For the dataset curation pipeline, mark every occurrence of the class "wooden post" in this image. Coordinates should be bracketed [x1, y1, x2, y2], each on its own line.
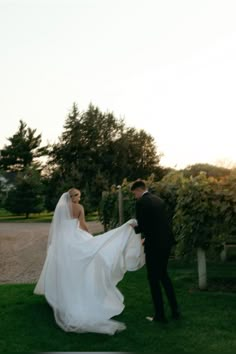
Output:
[197, 247, 207, 290]
[102, 191, 109, 231]
[117, 185, 124, 225]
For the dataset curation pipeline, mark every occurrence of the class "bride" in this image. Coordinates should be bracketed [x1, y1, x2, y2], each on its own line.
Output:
[34, 188, 145, 335]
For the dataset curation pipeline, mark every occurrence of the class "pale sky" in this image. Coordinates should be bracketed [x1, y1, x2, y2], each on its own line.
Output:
[1, 0, 236, 169]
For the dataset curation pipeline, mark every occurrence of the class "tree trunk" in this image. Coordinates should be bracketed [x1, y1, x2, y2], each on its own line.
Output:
[197, 247, 207, 290]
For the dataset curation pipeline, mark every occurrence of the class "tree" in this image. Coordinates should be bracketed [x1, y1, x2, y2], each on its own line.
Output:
[0, 120, 46, 172]
[182, 163, 231, 179]
[47, 103, 163, 209]
[0, 172, 14, 207]
[108, 127, 163, 183]
[4, 166, 45, 218]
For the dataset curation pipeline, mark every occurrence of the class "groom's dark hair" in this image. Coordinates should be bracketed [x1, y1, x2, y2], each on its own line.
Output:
[131, 180, 146, 191]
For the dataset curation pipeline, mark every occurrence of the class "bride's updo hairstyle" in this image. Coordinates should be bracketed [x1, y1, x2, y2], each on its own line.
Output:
[68, 188, 80, 198]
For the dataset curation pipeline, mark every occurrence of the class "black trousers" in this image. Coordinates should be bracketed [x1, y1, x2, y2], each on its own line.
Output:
[145, 246, 178, 319]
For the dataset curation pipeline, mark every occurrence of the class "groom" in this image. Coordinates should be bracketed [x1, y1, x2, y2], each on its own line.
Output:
[131, 180, 180, 323]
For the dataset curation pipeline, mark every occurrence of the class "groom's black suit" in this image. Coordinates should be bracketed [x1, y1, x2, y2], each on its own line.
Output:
[134, 192, 179, 321]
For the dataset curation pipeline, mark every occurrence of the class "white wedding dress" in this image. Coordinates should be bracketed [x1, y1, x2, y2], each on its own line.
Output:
[34, 192, 145, 335]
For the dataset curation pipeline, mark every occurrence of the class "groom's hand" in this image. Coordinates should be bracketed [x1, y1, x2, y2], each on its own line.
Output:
[129, 219, 138, 228]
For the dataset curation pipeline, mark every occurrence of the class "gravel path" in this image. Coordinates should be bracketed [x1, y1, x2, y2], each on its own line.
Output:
[0, 221, 104, 284]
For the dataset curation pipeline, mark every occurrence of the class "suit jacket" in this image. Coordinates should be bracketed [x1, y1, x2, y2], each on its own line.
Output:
[134, 192, 175, 253]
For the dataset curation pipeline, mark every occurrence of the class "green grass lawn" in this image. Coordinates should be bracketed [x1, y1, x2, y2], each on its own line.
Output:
[0, 261, 235, 353]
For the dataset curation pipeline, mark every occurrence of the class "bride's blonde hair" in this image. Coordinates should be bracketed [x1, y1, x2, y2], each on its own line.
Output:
[68, 188, 80, 198]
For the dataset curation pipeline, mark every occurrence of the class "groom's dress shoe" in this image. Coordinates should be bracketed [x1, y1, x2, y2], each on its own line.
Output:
[146, 316, 154, 322]
[146, 316, 168, 324]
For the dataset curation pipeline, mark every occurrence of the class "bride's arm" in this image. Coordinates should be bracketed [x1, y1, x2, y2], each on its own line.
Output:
[78, 205, 90, 233]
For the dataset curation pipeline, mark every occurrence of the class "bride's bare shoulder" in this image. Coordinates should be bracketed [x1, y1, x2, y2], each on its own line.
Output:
[71, 203, 83, 218]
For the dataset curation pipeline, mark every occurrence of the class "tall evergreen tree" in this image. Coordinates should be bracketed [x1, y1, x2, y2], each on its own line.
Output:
[0, 120, 46, 172]
[47, 102, 163, 210]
